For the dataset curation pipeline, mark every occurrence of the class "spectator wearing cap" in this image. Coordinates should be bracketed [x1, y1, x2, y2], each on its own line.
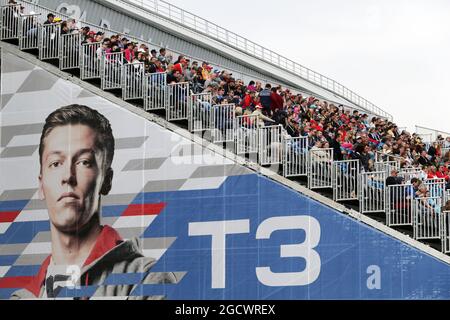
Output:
[201, 62, 212, 81]
[172, 58, 186, 74]
[386, 169, 404, 187]
[252, 104, 276, 128]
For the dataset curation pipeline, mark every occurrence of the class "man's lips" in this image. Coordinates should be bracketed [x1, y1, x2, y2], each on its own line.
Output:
[58, 192, 80, 202]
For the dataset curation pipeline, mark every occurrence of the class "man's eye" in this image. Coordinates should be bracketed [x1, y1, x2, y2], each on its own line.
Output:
[78, 160, 92, 168]
[49, 161, 62, 168]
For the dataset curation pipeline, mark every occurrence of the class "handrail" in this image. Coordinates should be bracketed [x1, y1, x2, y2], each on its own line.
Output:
[122, 0, 393, 121]
[416, 125, 450, 138]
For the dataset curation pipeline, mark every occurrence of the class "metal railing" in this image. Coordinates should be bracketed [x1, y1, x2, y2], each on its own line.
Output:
[359, 171, 386, 214]
[416, 125, 450, 142]
[283, 136, 309, 178]
[166, 82, 189, 121]
[18, 12, 39, 50]
[333, 160, 359, 202]
[235, 115, 258, 155]
[38, 22, 60, 60]
[399, 168, 424, 183]
[123, 0, 393, 120]
[122, 62, 144, 100]
[308, 148, 333, 190]
[424, 179, 446, 199]
[210, 104, 235, 144]
[374, 161, 400, 174]
[80, 42, 101, 80]
[0, 4, 20, 40]
[258, 125, 283, 166]
[101, 52, 123, 90]
[59, 32, 80, 70]
[413, 197, 442, 241]
[386, 184, 414, 227]
[188, 92, 212, 133]
[144, 72, 167, 111]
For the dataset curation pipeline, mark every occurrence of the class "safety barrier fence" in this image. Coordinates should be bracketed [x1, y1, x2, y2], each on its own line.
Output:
[333, 159, 359, 202]
[399, 168, 424, 183]
[258, 125, 283, 166]
[144, 72, 167, 111]
[38, 22, 60, 61]
[374, 161, 400, 174]
[188, 93, 212, 133]
[283, 136, 309, 178]
[0, 4, 20, 40]
[308, 148, 333, 190]
[59, 32, 80, 70]
[413, 197, 442, 241]
[101, 52, 123, 90]
[375, 152, 405, 164]
[167, 82, 189, 121]
[424, 179, 446, 199]
[210, 104, 235, 144]
[359, 171, 386, 214]
[122, 62, 144, 100]
[235, 115, 258, 155]
[386, 184, 414, 227]
[80, 42, 101, 80]
[18, 12, 39, 50]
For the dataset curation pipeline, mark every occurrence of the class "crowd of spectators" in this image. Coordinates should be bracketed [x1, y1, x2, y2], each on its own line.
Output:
[22, 10, 450, 197]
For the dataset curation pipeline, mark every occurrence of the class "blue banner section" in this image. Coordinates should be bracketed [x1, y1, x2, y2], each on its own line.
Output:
[2, 174, 450, 299]
[142, 174, 450, 300]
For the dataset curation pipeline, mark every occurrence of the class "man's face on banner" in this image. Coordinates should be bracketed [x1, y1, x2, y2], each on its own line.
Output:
[39, 124, 107, 233]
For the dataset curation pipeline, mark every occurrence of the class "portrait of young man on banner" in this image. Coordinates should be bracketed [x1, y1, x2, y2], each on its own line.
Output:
[11, 105, 176, 300]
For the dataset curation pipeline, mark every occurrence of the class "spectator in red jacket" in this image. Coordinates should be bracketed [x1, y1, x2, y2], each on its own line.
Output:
[270, 87, 283, 112]
[437, 166, 450, 181]
[124, 42, 134, 63]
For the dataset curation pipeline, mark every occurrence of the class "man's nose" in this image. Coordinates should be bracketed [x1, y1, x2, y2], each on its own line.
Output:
[61, 162, 77, 186]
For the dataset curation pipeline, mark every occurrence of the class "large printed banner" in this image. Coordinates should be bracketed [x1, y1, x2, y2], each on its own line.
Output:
[1, 52, 450, 300]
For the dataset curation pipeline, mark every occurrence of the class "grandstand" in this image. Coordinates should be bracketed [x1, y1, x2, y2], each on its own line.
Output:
[1, 0, 450, 299]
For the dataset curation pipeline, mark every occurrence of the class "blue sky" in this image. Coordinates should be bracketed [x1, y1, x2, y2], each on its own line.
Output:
[166, 0, 450, 134]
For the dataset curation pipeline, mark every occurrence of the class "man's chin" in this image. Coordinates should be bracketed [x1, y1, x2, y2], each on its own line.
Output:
[51, 210, 89, 234]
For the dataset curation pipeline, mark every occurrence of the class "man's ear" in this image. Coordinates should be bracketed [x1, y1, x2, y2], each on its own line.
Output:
[100, 168, 114, 196]
[38, 174, 45, 201]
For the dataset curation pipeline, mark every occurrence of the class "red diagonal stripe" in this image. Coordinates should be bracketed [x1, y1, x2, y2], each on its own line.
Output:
[0, 211, 21, 223]
[0, 276, 33, 289]
[121, 203, 166, 217]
